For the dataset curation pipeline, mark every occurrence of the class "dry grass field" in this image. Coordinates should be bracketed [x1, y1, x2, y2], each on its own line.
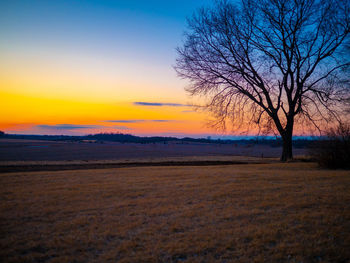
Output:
[1, 163, 349, 262]
[0, 139, 308, 161]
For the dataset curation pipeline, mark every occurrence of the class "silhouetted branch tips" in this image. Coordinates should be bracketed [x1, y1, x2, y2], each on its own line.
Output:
[175, 0, 350, 161]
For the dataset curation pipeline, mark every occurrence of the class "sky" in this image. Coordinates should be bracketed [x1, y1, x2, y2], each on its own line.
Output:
[0, 0, 324, 139]
[0, 0, 224, 137]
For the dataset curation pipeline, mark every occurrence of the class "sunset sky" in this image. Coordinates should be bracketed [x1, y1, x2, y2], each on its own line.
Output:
[0, 0, 224, 137]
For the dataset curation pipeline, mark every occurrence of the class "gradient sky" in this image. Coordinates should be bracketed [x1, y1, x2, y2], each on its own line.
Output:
[0, 0, 224, 137]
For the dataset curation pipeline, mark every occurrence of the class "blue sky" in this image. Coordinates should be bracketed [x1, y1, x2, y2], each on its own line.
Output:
[0, 0, 213, 61]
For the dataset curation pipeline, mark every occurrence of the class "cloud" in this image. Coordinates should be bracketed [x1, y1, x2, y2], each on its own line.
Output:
[36, 124, 131, 132]
[133, 102, 189, 107]
[106, 120, 145, 123]
[37, 124, 102, 130]
[105, 119, 176, 123]
[181, 110, 195, 113]
[113, 125, 132, 130]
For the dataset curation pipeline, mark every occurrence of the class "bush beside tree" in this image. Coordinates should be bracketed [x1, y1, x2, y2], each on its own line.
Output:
[310, 123, 350, 169]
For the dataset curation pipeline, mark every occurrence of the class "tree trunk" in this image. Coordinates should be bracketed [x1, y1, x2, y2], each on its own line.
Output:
[280, 132, 293, 161]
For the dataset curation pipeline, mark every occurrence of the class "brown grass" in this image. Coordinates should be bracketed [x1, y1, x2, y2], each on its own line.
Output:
[1, 163, 349, 262]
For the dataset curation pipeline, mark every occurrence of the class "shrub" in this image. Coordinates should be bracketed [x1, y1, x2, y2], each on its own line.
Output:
[310, 123, 350, 169]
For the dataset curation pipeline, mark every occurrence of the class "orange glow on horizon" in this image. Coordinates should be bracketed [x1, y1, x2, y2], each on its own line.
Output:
[0, 90, 215, 136]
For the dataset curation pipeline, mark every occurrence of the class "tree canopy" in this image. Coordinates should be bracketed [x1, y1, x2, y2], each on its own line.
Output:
[176, 0, 350, 160]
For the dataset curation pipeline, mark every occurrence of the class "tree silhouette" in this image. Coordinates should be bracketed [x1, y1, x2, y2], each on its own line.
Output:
[176, 0, 350, 161]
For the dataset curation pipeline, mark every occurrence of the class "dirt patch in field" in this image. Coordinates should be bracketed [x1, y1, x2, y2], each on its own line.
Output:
[0, 156, 277, 173]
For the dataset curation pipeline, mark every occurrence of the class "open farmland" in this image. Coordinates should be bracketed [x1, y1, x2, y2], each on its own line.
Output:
[1, 163, 349, 262]
[0, 139, 308, 162]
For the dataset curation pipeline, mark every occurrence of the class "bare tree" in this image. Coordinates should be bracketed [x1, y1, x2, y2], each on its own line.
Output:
[175, 0, 350, 161]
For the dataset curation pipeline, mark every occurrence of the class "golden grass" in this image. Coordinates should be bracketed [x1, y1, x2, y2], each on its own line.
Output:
[0, 163, 349, 262]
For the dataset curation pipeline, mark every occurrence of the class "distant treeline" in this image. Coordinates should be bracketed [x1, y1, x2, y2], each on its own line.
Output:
[0, 132, 313, 148]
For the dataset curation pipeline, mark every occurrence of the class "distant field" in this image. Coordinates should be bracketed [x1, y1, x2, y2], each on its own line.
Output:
[1, 163, 349, 262]
[0, 139, 307, 162]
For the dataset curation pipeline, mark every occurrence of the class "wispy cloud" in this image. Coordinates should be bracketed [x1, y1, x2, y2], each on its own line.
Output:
[37, 124, 102, 130]
[113, 125, 132, 130]
[133, 102, 189, 107]
[105, 119, 177, 123]
[36, 124, 131, 131]
[106, 120, 144, 123]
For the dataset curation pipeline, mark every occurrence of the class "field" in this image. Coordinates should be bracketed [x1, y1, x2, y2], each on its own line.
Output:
[0, 139, 308, 162]
[1, 162, 349, 263]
